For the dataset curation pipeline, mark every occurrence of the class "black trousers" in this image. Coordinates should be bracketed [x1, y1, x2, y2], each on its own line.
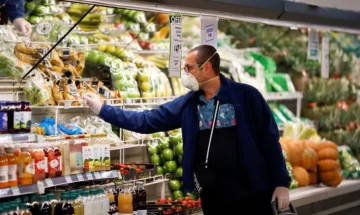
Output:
[200, 190, 273, 215]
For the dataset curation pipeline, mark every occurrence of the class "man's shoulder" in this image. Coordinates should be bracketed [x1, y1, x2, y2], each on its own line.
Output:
[229, 80, 262, 97]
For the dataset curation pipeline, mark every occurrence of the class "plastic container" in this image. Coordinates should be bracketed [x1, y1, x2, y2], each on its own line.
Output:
[5, 147, 17, 187]
[69, 140, 83, 174]
[0, 148, 9, 188]
[0, 101, 8, 134]
[17, 148, 33, 185]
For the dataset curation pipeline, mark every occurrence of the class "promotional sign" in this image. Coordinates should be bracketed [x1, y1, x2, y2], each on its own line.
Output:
[321, 31, 329, 79]
[169, 14, 183, 77]
[201, 16, 218, 48]
[308, 29, 320, 60]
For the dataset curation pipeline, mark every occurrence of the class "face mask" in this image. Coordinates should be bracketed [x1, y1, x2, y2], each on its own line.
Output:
[181, 71, 199, 91]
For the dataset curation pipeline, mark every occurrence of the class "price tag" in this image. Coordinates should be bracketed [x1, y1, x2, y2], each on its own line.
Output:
[37, 181, 45, 194]
[169, 14, 182, 77]
[64, 100, 71, 109]
[77, 174, 84, 181]
[45, 178, 54, 187]
[65, 175, 72, 183]
[86, 173, 93, 180]
[11, 187, 20, 195]
[62, 48, 70, 58]
[201, 16, 218, 48]
[321, 31, 329, 79]
[28, 133, 36, 142]
[94, 172, 101, 179]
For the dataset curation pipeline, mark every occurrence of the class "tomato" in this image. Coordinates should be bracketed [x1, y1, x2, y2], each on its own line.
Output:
[165, 208, 172, 214]
[158, 199, 166, 203]
[119, 164, 127, 168]
[167, 197, 172, 201]
[182, 201, 187, 205]
[185, 197, 192, 201]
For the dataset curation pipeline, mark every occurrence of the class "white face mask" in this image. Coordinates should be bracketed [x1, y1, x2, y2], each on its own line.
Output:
[181, 71, 200, 91]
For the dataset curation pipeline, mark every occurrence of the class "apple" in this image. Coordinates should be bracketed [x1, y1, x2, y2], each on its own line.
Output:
[111, 71, 124, 80]
[98, 44, 107, 51]
[162, 149, 174, 161]
[141, 92, 154, 98]
[86, 51, 99, 63]
[152, 132, 166, 138]
[176, 143, 183, 156]
[173, 190, 184, 200]
[156, 166, 164, 175]
[169, 179, 181, 191]
[165, 161, 177, 173]
[97, 53, 110, 65]
[113, 79, 127, 91]
[163, 165, 168, 174]
[148, 145, 159, 155]
[185, 192, 198, 200]
[128, 91, 141, 98]
[140, 82, 151, 92]
[150, 154, 161, 165]
[170, 133, 182, 145]
[138, 73, 149, 82]
[175, 167, 183, 177]
[178, 155, 182, 164]
[160, 137, 170, 150]
[105, 45, 116, 54]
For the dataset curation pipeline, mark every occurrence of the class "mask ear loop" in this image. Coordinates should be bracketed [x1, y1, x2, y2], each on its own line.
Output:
[198, 51, 218, 71]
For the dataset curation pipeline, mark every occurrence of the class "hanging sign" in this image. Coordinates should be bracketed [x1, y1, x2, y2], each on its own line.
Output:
[308, 29, 320, 60]
[169, 14, 182, 77]
[200, 16, 218, 48]
[321, 32, 330, 79]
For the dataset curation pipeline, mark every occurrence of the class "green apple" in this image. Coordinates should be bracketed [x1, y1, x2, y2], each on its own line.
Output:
[138, 73, 149, 82]
[128, 91, 141, 98]
[148, 145, 159, 155]
[156, 166, 164, 175]
[86, 52, 99, 63]
[165, 161, 177, 173]
[178, 155, 182, 164]
[186, 192, 198, 200]
[98, 44, 107, 51]
[113, 79, 127, 91]
[140, 82, 151, 92]
[169, 179, 181, 191]
[162, 149, 174, 161]
[170, 133, 182, 145]
[105, 45, 116, 54]
[163, 165, 168, 174]
[150, 154, 161, 165]
[175, 167, 183, 177]
[173, 190, 184, 200]
[160, 137, 170, 150]
[152, 132, 166, 138]
[176, 143, 183, 156]
[111, 71, 124, 80]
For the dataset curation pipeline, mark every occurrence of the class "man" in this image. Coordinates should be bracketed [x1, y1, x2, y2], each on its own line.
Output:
[0, 0, 31, 35]
[83, 45, 290, 214]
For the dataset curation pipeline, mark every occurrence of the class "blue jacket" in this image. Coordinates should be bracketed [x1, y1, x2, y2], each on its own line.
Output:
[100, 74, 291, 193]
[2, 0, 25, 22]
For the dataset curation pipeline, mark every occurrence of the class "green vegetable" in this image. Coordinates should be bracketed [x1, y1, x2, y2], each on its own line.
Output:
[25, 2, 37, 12]
[0, 53, 23, 78]
[28, 15, 43, 24]
[34, 5, 50, 15]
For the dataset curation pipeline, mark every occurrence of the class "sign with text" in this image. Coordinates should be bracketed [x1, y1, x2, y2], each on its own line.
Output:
[308, 29, 320, 60]
[321, 32, 329, 79]
[169, 14, 183, 77]
[201, 16, 218, 48]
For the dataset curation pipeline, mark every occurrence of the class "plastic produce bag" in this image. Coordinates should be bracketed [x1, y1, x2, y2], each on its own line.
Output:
[24, 70, 50, 106]
[137, 67, 157, 98]
[39, 118, 56, 136]
[338, 145, 360, 178]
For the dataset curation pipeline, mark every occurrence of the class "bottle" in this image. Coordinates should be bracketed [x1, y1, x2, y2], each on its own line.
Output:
[5, 147, 17, 187]
[46, 193, 57, 215]
[70, 193, 80, 215]
[80, 190, 91, 215]
[53, 147, 62, 177]
[105, 184, 117, 214]
[131, 183, 137, 215]
[29, 195, 40, 215]
[6, 102, 15, 134]
[15, 198, 22, 212]
[0, 101, 8, 134]
[17, 148, 32, 185]
[118, 183, 133, 215]
[39, 195, 51, 215]
[90, 190, 100, 215]
[20, 102, 32, 133]
[3, 204, 10, 215]
[69, 140, 83, 174]
[75, 190, 84, 215]
[99, 189, 110, 215]
[44, 146, 56, 178]
[12, 102, 22, 133]
[30, 146, 46, 183]
[63, 193, 74, 215]
[59, 142, 70, 176]
[135, 181, 147, 215]
[19, 203, 32, 215]
[0, 148, 9, 188]
[54, 193, 65, 215]
[10, 201, 19, 215]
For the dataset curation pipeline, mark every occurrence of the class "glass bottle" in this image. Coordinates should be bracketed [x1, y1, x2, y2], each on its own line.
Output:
[80, 190, 91, 215]
[39, 195, 51, 215]
[46, 193, 57, 215]
[30, 146, 46, 183]
[29, 195, 40, 215]
[12, 102, 22, 133]
[19, 203, 32, 215]
[118, 183, 133, 215]
[0, 101, 8, 134]
[131, 183, 137, 215]
[135, 181, 147, 215]
[20, 102, 32, 133]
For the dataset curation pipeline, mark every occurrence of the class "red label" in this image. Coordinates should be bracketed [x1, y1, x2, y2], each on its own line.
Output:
[32, 158, 46, 174]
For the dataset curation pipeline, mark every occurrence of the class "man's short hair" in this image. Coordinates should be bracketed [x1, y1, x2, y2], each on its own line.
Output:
[189, 45, 220, 75]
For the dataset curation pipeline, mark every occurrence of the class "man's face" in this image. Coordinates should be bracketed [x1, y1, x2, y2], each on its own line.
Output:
[184, 51, 209, 83]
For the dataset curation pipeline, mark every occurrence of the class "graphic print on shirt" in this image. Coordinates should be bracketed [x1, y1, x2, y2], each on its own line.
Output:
[198, 103, 236, 130]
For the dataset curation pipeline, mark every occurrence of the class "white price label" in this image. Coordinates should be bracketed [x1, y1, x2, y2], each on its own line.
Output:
[94, 172, 101, 179]
[169, 14, 182, 77]
[77, 174, 84, 181]
[11, 187, 20, 195]
[201, 16, 218, 48]
[65, 175, 72, 183]
[64, 100, 71, 109]
[45, 178, 54, 187]
[86, 173, 93, 180]
[308, 29, 320, 60]
[37, 181, 45, 194]
[112, 170, 119, 178]
[28, 133, 36, 142]
[321, 32, 329, 79]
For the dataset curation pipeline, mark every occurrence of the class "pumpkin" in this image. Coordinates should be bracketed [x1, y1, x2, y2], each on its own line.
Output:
[154, 13, 169, 25]
[322, 171, 342, 187]
[287, 140, 304, 166]
[308, 171, 318, 185]
[303, 140, 319, 151]
[314, 141, 338, 152]
[292, 166, 310, 187]
[301, 147, 318, 171]
[320, 170, 340, 182]
[318, 159, 339, 172]
[318, 148, 338, 160]
[280, 141, 291, 162]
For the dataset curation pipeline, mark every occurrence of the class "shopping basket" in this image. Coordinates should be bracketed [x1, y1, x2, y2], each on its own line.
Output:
[271, 200, 298, 215]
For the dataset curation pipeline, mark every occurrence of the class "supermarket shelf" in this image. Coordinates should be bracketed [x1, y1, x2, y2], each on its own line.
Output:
[127, 175, 168, 187]
[264, 92, 303, 101]
[111, 144, 147, 150]
[0, 170, 120, 199]
[31, 99, 123, 110]
[0, 133, 38, 144]
[133, 50, 169, 55]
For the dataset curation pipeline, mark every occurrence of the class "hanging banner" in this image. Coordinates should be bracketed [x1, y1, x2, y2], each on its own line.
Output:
[321, 32, 330, 79]
[200, 16, 218, 48]
[308, 29, 320, 60]
[169, 14, 182, 77]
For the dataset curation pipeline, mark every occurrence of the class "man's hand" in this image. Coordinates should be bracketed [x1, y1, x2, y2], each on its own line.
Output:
[13, 18, 32, 36]
[83, 93, 102, 115]
[272, 186, 290, 209]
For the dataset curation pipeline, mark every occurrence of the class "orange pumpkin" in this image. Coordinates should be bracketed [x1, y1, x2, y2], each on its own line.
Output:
[322, 171, 342, 187]
[318, 148, 338, 160]
[314, 141, 338, 152]
[303, 140, 319, 151]
[280, 141, 291, 162]
[320, 170, 340, 182]
[287, 140, 305, 166]
[318, 159, 339, 172]
[308, 171, 318, 185]
[301, 147, 318, 171]
[292, 166, 310, 187]
[154, 13, 169, 25]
